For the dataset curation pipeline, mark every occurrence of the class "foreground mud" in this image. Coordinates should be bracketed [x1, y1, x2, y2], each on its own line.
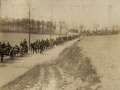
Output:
[1, 41, 100, 90]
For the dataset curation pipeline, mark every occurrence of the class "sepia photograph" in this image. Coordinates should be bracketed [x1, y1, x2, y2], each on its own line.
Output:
[0, 0, 120, 90]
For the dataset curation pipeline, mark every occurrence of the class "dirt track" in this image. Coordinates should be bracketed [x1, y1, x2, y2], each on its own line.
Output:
[0, 39, 78, 89]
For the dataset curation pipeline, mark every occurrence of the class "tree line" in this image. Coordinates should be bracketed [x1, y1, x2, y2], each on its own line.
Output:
[78, 23, 120, 36]
[0, 18, 56, 34]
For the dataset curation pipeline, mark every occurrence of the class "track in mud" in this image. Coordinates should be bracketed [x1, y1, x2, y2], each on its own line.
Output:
[1, 41, 101, 90]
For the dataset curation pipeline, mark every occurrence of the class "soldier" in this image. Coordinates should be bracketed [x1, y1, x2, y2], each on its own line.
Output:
[6, 42, 11, 48]
[38, 39, 41, 45]
[36, 39, 38, 43]
[46, 38, 50, 49]
[23, 39, 28, 53]
[40, 39, 44, 54]
[37, 39, 41, 52]
[6, 42, 11, 53]
[14, 44, 19, 50]
[20, 42, 24, 47]
[1, 42, 6, 48]
[0, 42, 2, 48]
[23, 39, 27, 45]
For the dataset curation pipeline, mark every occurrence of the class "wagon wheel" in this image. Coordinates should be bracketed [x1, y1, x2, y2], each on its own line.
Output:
[9, 49, 15, 60]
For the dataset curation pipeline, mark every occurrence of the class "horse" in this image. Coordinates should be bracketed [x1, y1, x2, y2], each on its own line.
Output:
[30, 43, 40, 54]
[44, 40, 50, 49]
[0, 47, 15, 61]
[19, 44, 28, 56]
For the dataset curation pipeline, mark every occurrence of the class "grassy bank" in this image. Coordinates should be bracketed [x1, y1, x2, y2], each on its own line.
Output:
[56, 42, 101, 90]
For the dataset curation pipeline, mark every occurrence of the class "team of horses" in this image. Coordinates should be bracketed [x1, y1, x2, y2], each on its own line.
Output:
[0, 42, 28, 61]
[0, 35, 78, 62]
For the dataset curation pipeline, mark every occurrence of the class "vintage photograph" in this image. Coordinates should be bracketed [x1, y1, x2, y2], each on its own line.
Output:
[0, 0, 120, 90]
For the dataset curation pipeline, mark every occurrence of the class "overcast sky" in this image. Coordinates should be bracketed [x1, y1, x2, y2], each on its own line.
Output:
[1, 0, 120, 29]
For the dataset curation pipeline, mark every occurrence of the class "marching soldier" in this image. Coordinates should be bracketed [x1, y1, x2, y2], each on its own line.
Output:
[0, 42, 2, 48]
[1, 42, 6, 48]
[6, 42, 11, 53]
[23, 39, 27, 45]
[6, 42, 11, 48]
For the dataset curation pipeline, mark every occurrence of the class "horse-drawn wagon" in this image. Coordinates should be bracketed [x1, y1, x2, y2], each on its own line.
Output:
[14, 45, 28, 57]
[0, 44, 28, 62]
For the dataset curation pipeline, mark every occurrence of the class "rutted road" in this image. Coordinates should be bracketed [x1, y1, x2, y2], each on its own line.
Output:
[0, 38, 78, 89]
[1, 36, 100, 90]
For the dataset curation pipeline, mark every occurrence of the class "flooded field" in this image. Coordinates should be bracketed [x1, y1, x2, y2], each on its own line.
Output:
[0, 32, 59, 46]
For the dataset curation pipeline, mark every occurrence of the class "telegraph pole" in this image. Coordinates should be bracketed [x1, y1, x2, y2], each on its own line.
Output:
[108, 5, 111, 29]
[0, 0, 1, 18]
[50, 5, 52, 39]
[79, 0, 84, 39]
[0, 0, 2, 31]
[28, 3, 31, 49]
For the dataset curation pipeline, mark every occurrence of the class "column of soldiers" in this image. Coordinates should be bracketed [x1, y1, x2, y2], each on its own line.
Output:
[30, 35, 78, 54]
[0, 35, 78, 54]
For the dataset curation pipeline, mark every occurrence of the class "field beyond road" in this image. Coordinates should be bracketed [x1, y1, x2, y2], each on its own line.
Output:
[79, 35, 120, 90]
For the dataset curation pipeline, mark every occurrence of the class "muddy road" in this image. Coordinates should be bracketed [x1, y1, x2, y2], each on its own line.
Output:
[1, 39, 100, 90]
[1, 34, 120, 90]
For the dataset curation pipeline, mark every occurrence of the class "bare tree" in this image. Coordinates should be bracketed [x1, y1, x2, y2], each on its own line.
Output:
[59, 21, 65, 37]
[111, 25, 120, 34]
[64, 23, 68, 36]
[79, 25, 84, 39]
[93, 23, 100, 31]
[112, 25, 120, 31]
